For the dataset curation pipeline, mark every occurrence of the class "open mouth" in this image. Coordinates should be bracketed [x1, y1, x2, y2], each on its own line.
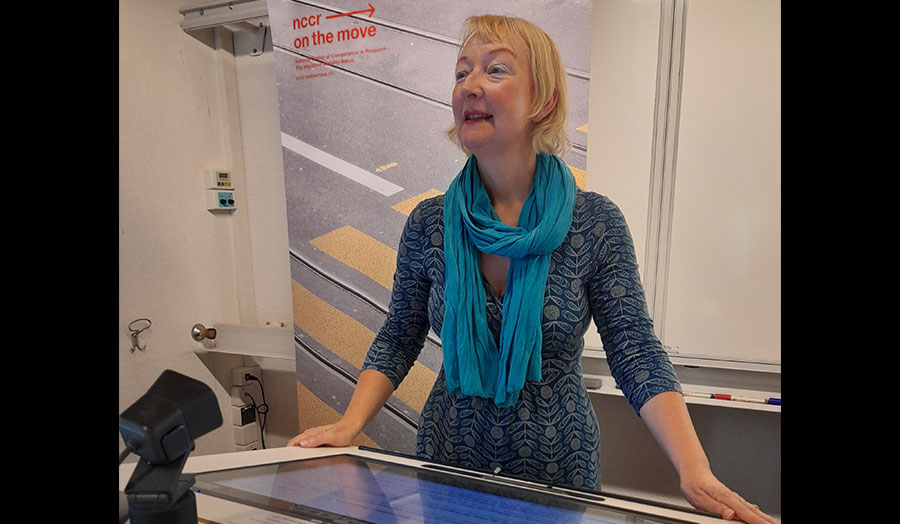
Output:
[464, 111, 493, 122]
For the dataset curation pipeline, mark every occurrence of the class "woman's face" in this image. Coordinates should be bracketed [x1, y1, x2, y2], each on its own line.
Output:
[452, 33, 535, 156]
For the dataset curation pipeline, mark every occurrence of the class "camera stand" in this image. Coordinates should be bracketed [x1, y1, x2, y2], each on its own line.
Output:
[123, 451, 197, 524]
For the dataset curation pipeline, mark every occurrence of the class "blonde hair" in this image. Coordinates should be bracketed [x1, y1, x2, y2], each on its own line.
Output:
[447, 15, 570, 156]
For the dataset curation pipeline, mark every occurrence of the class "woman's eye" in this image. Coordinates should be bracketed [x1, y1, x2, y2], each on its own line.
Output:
[489, 65, 507, 75]
[455, 70, 468, 82]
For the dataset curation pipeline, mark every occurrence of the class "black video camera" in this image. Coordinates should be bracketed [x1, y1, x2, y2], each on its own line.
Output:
[119, 369, 223, 524]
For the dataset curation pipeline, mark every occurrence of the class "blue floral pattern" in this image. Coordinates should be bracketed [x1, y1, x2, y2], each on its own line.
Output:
[362, 189, 681, 490]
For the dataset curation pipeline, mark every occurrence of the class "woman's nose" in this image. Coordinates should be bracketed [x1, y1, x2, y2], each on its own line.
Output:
[459, 72, 483, 98]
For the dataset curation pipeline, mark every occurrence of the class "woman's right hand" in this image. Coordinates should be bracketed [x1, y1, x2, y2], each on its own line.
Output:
[287, 419, 358, 448]
[288, 370, 394, 448]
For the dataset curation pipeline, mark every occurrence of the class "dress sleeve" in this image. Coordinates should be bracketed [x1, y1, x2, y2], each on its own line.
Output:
[361, 200, 434, 390]
[585, 196, 682, 415]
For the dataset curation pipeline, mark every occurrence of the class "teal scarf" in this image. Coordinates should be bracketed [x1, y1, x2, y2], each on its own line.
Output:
[442, 153, 576, 407]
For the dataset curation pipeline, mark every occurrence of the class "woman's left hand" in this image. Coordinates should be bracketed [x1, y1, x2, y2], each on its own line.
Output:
[679, 463, 780, 523]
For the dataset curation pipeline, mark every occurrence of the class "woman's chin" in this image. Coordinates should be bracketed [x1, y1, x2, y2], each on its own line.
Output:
[460, 136, 492, 154]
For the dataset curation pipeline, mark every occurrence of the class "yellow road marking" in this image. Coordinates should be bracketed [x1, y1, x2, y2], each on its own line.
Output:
[392, 188, 444, 216]
[567, 164, 586, 190]
[376, 162, 398, 173]
[292, 280, 436, 413]
[310, 226, 396, 290]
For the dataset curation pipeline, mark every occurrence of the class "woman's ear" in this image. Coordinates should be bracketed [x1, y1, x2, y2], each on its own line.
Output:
[533, 88, 559, 123]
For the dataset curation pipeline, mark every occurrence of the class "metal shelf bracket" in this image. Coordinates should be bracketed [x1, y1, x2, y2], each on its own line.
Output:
[179, 0, 269, 33]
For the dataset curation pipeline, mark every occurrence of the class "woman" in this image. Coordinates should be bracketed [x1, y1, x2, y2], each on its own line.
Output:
[289, 15, 778, 524]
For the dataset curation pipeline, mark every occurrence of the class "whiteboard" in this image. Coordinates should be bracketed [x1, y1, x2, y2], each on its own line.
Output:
[584, 0, 780, 365]
[662, 0, 780, 363]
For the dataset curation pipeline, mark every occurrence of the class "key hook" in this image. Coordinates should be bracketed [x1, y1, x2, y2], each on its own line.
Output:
[128, 318, 152, 352]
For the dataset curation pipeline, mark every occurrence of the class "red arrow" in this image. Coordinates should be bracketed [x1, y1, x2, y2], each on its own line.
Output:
[325, 3, 375, 20]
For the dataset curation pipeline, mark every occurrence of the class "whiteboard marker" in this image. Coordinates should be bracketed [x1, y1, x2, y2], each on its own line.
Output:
[684, 391, 780, 406]
[683, 391, 714, 399]
[730, 396, 767, 404]
[713, 394, 732, 401]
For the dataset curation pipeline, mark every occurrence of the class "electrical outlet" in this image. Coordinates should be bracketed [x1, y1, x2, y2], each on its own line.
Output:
[206, 189, 236, 211]
[230, 385, 255, 407]
[232, 365, 262, 387]
[231, 404, 257, 426]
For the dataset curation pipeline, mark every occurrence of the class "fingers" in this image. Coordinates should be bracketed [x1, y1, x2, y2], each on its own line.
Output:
[689, 486, 778, 524]
[286, 424, 335, 447]
[680, 471, 778, 524]
[735, 501, 780, 524]
[287, 422, 358, 448]
[718, 492, 780, 524]
[684, 487, 737, 521]
[286, 432, 313, 447]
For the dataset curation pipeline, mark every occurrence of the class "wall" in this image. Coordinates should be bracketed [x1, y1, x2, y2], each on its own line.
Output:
[118, 0, 295, 459]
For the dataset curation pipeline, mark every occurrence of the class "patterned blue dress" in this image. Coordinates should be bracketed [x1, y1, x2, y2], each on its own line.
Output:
[362, 189, 681, 491]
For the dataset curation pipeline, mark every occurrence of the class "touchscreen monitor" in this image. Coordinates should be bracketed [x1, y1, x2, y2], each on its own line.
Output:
[193, 453, 702, 524]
